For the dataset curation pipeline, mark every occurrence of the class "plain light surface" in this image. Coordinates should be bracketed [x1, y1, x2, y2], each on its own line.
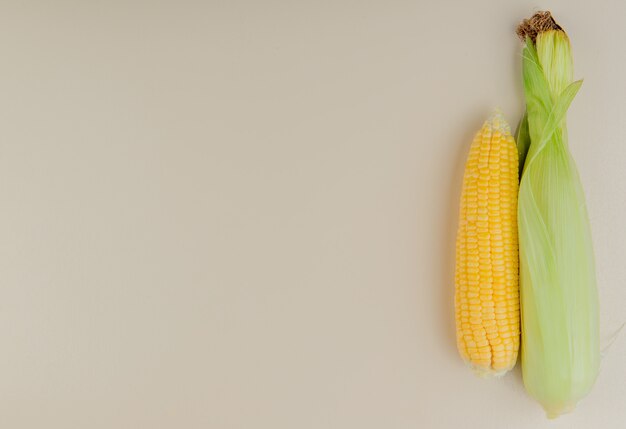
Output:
[1, 1, 625, 428]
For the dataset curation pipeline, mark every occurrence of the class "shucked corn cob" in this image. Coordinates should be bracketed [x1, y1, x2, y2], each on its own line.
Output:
[455, 111, 520, 377]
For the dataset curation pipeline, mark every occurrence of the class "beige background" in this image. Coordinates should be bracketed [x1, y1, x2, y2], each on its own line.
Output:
[1, 1, 625, 428]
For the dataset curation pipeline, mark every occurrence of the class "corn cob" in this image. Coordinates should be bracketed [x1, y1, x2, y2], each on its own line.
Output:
[454, 110, 520, 377]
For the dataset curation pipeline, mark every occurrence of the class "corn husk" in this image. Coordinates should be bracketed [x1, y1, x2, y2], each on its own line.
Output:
[517, 13, 600, 418]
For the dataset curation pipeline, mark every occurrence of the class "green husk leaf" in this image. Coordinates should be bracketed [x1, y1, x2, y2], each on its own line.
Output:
[515, 111, 530, 176]
[525, 78, 582, 167]
[518, 21, 600, 419]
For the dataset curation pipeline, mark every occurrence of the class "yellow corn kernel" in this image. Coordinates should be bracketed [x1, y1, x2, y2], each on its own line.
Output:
[454, 110, 520, 377]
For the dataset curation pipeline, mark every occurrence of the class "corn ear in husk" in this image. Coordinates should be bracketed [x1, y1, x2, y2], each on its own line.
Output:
[516, 12, 600, 418]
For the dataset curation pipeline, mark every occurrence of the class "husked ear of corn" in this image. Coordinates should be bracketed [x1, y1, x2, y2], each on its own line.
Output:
[516, 12, 599, 418]
[455, 110, 520, 377]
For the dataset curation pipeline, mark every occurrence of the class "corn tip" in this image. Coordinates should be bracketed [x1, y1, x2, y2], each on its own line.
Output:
[484, 109, 511, 135]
